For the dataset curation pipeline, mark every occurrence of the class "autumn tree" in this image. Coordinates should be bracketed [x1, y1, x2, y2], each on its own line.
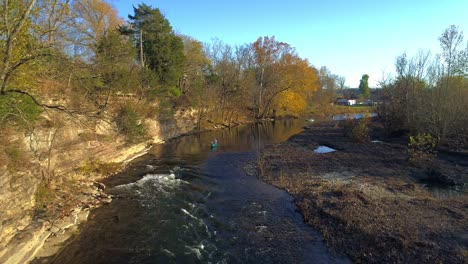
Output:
[274, 57, 318, 116]
[179, 36, 211, 128]
[0, 0, 74, 115]
[252, 36, 314, 119]
[205, 39, 254, 124]
[311, 66, 338, 110]
[252, 36, 318, 119]
[180, 35, 210, 95]
[68, 0, 122, 59]
[359, 74, 370, 98]
[1, 0, 42, 94]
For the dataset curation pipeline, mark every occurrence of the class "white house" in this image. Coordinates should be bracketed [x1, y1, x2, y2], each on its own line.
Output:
[336, 99, 356, 106]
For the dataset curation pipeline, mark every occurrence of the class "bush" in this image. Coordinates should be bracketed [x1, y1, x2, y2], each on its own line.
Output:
[114, 104, 148, 143]
[169, 86, 181, 97]
[343, 118, 370, 142]
[0, 93, 42, 128]
[408, 133, 437, 163]
[79, 158, 122, 176]
[0, 133, 32, 170]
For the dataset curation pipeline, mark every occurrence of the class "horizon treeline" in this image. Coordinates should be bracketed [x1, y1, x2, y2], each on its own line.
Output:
[1, 0, 467, 147]
[0, 0, 328, 130]
[378, 25, 468, 147]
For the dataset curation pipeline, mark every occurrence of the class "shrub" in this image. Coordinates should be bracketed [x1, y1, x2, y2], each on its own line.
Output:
[114, 104, 148, 143]
[80, 158, 122, 176]
[343, 118, 370, 143]
[408, 133, 437, 163]
[0, 93, 42, 128]
[0, 136, 32, 170]
[169, 86, 181, 97]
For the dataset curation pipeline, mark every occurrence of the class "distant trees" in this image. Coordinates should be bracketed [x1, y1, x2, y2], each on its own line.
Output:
[204, 39, 247, 123]
[359, 74, 370, 98]
[379, 25, 468, 148]
[0, 1, 327, 133]
[337, 76, 346, 90]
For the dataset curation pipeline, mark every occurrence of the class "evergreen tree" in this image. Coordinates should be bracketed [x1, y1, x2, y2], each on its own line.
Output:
[359, 74, 370, 98]
[121, 4, 185, 88]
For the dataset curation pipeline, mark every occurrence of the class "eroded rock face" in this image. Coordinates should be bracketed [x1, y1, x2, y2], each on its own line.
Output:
[0, 169, 41, 263]
[0, 108, 199, 264]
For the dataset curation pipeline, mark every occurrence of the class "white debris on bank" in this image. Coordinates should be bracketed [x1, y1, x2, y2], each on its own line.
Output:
[314, 146, 336, 154]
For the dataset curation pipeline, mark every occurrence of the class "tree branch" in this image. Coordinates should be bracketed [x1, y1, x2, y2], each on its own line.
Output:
[3, 89, 70, 112]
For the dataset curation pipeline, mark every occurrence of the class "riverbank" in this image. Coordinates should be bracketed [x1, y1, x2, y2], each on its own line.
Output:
[0, 106, 214, 264]
[249, 120, 467, 263]
[1, 143, 151, 264]
[28, 118, 253, 264]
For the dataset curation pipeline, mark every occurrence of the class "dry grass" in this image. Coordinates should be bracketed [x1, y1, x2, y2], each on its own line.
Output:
[252, 121, 468, 264]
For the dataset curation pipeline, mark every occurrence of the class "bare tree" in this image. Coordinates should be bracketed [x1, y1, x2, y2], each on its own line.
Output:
[439, 25, 464, 76]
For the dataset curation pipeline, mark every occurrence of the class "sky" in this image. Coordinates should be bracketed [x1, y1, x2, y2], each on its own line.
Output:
[110, 0, 468, 88]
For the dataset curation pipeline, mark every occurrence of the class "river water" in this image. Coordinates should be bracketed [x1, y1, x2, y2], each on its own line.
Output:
[40, 120, 350, 264]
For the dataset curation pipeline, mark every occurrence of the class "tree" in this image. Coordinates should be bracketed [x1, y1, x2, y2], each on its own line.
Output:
[68, 0, 122, 59]
[253, 36, 291, 118]
[180, 35, 210, 95]
[378, 25, 468, 149]
[1, 0, 39, 94]
[205, 39, 252, 123]
[359, 74, 370, 98]
[439, 25, 464, 76]
[252, 36, 318, 119]
[273, 56, 318, 116]
[89, 29, 138, 111]
[337, 76, 346, 90]
[122, 4, 185, 88]
[0, 0, 73, 110]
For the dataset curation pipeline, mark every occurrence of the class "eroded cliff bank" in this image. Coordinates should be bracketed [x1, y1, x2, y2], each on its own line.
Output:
[0, 108, 200, 264]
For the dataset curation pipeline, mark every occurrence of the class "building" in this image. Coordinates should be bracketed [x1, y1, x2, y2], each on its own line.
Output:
[336, 98, 356, 106]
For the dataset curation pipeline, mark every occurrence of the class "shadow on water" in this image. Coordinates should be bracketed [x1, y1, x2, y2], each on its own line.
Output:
[34, 119, 350, 264]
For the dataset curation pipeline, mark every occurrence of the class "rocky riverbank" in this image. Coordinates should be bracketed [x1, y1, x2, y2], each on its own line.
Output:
[0, 108, 205, 264]
[248, 120, 467, 263]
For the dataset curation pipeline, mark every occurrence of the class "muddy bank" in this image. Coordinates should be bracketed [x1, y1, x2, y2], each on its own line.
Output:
[251, 121, 467, 263]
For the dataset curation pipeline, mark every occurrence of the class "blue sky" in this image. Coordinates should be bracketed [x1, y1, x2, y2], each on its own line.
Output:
[110, 0, 468, 87]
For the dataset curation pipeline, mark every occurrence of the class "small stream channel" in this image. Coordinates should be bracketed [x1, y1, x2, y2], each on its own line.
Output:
[37, 119, 350, 264]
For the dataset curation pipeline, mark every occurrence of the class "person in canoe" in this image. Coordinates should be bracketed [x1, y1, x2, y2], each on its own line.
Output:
[211, 138, 218, 148]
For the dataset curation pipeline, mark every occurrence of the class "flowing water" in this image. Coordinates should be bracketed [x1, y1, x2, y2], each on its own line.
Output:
[38, 120, 350, 264]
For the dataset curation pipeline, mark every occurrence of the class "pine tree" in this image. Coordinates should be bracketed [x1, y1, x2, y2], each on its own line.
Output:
[359, 74, 370, 98]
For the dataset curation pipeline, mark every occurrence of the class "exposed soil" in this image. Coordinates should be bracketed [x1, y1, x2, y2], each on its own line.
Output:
[250, 120, 468, 264]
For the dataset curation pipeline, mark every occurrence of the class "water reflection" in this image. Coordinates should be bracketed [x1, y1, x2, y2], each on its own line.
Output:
[149, 119, 306, 160]
[332, 113, 377, 121]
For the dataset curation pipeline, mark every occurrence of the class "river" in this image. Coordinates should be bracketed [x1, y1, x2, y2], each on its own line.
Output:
[38, 119, 350, 264]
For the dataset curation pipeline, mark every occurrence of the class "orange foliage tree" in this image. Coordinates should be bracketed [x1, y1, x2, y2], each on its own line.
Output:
[275, 56, 318, 116]
[252, 36, 318, 118]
